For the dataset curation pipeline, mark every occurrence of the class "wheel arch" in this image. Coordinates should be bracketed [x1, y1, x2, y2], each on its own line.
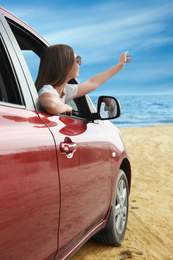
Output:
[120, 158, 131, 193]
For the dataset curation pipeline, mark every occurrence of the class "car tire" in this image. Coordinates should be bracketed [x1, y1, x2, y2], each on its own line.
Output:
[93, 169, 129, 246]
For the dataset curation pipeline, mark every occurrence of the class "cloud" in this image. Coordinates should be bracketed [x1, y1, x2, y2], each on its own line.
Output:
[122, 61, 173, 83]
[5, 1, 173, 56]
[2, 0, 173, 94]
[35, 1, 173, 65]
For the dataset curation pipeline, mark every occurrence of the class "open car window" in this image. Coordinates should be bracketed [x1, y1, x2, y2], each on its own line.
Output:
[7, 19, 92, 120]
[22, 50, 40, 82]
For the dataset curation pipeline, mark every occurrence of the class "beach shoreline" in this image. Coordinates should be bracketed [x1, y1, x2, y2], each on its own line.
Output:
[72, 125, 173, 260]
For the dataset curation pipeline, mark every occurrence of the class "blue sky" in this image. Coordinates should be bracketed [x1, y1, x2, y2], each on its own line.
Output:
[1, 0, 173, 96]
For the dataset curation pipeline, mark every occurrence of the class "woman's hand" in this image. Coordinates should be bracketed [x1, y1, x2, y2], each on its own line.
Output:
[65, 104, 72, 116]
[76, 51, 133, 98]
[119, 51, 133, 67]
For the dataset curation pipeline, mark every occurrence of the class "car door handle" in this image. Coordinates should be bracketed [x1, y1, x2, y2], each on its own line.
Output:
[60, 142, 77, 153]
[60, 142, 77, 158]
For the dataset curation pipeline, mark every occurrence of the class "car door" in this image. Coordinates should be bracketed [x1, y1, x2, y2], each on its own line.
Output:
[0, 19, 60, 260]
[38, 103, 113, 259]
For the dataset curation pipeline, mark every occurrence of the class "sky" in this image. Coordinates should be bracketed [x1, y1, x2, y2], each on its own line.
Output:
[1, 0, 173, 96]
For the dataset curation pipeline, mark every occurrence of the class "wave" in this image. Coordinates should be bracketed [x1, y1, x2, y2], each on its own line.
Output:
[89, 94, 173, 128]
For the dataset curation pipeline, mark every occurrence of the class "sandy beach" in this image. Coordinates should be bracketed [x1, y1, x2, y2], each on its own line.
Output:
[71, 125, 173, 260]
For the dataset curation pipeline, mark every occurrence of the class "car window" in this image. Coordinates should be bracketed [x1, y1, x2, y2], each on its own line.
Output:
[22, 50, 40, 82]
[7, 20, 92, 120]
[7, 19, 45, 79]
[0, 37, 24, 105]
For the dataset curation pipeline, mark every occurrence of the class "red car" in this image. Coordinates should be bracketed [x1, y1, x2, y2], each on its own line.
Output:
[0, 6, 131, 260]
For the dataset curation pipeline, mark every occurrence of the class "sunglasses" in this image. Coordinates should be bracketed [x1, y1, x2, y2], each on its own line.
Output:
[76, 56, 81, 65]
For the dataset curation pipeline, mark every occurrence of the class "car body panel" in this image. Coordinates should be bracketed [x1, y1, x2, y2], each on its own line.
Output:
[0, 105, 60, 260]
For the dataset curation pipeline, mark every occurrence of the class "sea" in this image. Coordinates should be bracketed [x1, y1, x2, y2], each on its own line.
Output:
[89, 94, 173, 128]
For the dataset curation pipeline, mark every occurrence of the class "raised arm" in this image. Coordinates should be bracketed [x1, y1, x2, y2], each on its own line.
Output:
[39, 92, 72, 115]
[76, 51, 132, 98]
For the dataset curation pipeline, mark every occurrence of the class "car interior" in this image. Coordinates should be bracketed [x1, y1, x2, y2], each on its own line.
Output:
[0, 37, 23, 105]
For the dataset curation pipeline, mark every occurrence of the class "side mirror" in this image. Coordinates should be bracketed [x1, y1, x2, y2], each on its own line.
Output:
[91, 96, 121, 120]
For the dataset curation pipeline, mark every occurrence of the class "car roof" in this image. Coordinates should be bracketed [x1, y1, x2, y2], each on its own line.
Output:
[0, 6, 50, 47]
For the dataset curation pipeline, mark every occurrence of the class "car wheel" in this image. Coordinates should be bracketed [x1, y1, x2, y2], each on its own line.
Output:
[94, 169, 129, 246]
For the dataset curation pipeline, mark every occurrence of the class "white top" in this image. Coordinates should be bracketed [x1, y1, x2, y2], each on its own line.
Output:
[38, 84, 78, 103]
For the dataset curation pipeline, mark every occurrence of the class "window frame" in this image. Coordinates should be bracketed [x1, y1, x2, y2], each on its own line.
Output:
[6, 18, 96, 121]
[0, 15, 36, 110]
[0, 34, 25, 106]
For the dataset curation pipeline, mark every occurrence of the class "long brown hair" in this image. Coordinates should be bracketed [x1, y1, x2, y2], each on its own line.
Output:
[35, 44, 75, 91]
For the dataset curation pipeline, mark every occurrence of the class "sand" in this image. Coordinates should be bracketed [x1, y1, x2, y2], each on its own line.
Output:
[71, 125, 173, 260]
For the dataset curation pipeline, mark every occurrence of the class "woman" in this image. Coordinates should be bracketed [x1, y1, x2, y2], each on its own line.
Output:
[35, 44, 132, 115]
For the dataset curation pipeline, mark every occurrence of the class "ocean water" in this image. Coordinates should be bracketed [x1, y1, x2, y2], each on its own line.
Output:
[89, 94, 173, 128]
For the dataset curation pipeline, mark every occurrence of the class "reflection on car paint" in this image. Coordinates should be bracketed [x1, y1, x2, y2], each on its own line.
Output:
[59, 116, 88, 136]
[3, 115, 58, 128]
